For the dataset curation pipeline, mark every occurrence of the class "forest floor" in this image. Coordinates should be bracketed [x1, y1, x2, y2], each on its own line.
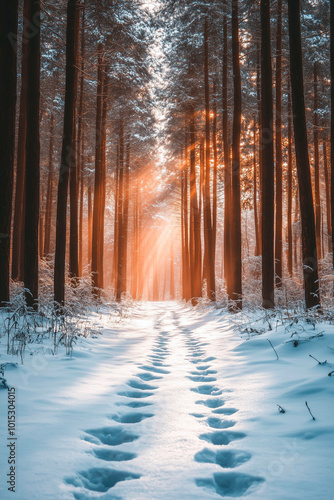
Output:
[0, 302, 333, 499]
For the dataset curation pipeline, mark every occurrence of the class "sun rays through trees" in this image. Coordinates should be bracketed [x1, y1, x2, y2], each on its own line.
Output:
[0, 0, 332, 310]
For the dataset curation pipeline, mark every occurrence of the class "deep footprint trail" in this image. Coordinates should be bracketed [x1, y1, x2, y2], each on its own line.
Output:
[64, 303, 264, 499]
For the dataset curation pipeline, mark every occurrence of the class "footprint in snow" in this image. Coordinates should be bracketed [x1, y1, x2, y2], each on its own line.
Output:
[195, 472, 264, 497]
[116, 400, 153, 409]
[148, 354, 166, 361]
[191, 356, 216, 365]
[65, 467, 140, 494]
[199, 430, 246, 446]
[196, 398, 225, 409]
[191, 385, 222, 396]
[139, 365, 170, 374]
[151, 361, 170, 367]
[195, 448, 251, 468]
[195, 365, 211, 371]
[111, 412, 154, 424]
[190, 369, 217, 375]
[206, 417, 236, 429]
[212, 407, 238, 415]
[127, 379, 158, 391]
[83, 426, 139, 446]
[188, 375, 217, 383]
[136, 372, 162, 381]
[117, 390, 154, 399]
[92, 448, 137, 462]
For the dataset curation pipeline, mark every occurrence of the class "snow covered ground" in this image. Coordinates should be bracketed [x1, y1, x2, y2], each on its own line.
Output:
[0, 302, 333, 499]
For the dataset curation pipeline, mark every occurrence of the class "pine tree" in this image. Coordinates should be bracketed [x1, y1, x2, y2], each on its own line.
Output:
[288, 0, 320, 309]
[0, 0, 18, 306]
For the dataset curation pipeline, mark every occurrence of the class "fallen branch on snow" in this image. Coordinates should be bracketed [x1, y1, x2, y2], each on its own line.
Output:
[267, 339, 279, 360]
[305, 401, 316, 420]
[277, 404, 286, 414]
[309, 354, 327, 365]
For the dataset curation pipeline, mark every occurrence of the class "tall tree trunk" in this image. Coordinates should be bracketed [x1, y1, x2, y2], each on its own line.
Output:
[88, 182, 92, 265]
[116, 117, 125, 301]
[275, 0, 283, 286]
[69, 2, 80, 283]
[98, 69, 108, 290]
[230, 0, 242, 309]
[253, 117, 260, 256]
[288, 0, 320, 309]
[137, 191, 144, 299]
[323, 140, 331, 254]
[131, 180, 139, 299]
[77, 1, 85, 276]
[287, 87, 293, 276]
[223, 8, 231, 291]
[113, 145, 119, 291]
[44, 113, 54, 258]
[313, 62, 321, 260]
[189, 107, 202, 303]
[204, 16, 215, 301]
[78, 131, 84, 274]
[200, 138, 205, 285]
[170, 242, 175, 300]
[181, 143, 190, 301]
[153, 238, 159, 301]
[122, 141, 130, 294]
[39, 208, 44, 258]
[261, 0, 275, 309]
[12, 0, 29, 282]
[331, 0, 334, 267]
[24, 0, 40, 309]
[54, 0, 79, 306]
[92, 45, 103, 296]
[256, 42, 262, 255]
[212, 79, 218, 261]
[0, 0, 18, 306]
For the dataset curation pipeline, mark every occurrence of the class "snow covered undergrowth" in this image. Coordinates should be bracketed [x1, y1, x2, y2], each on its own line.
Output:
[0, 302, 333, 499]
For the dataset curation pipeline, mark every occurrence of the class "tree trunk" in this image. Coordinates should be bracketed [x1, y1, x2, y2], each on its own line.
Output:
[113, 145, 119, 291]
[77, 2, 85, 276]
[287, 87, 293, 276]
[275, 0, 283, 286]
[189, 107, 202, 304]
[204, 16, 215, 301]
[88, 182, 92, 265]
[131, 180, 139, 299]
[230, 0, 242, 309]
[223, 9, 231, 292]
[212, 79, 218, 261]
[256, 42, 262, 256]
[116, 117, 125, 301]
[54, 0, 79, 306]
[323, 140, 331, 254]
[24, 0, 40, 309]
[313, 62, 321, 260]
[331, 0, 334, 267]
[181, 143, 191, 301]
[44, 113, 54, 258]
[0, 0, 18, 306]
[12, 0, 29, 282]
[69, 2, 80, 284]
[253, 117, 260, 256]
[261, 0, 275, 309]
[92, 44, 103, 296]
[288, 0, 320, 309]
[122, 141, 130, 294]
[98, 68, 108, 290]
[170, 242, 175, 299]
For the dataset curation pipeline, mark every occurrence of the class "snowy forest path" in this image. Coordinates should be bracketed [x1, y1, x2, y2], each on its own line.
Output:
[63, 303, 264, 499]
